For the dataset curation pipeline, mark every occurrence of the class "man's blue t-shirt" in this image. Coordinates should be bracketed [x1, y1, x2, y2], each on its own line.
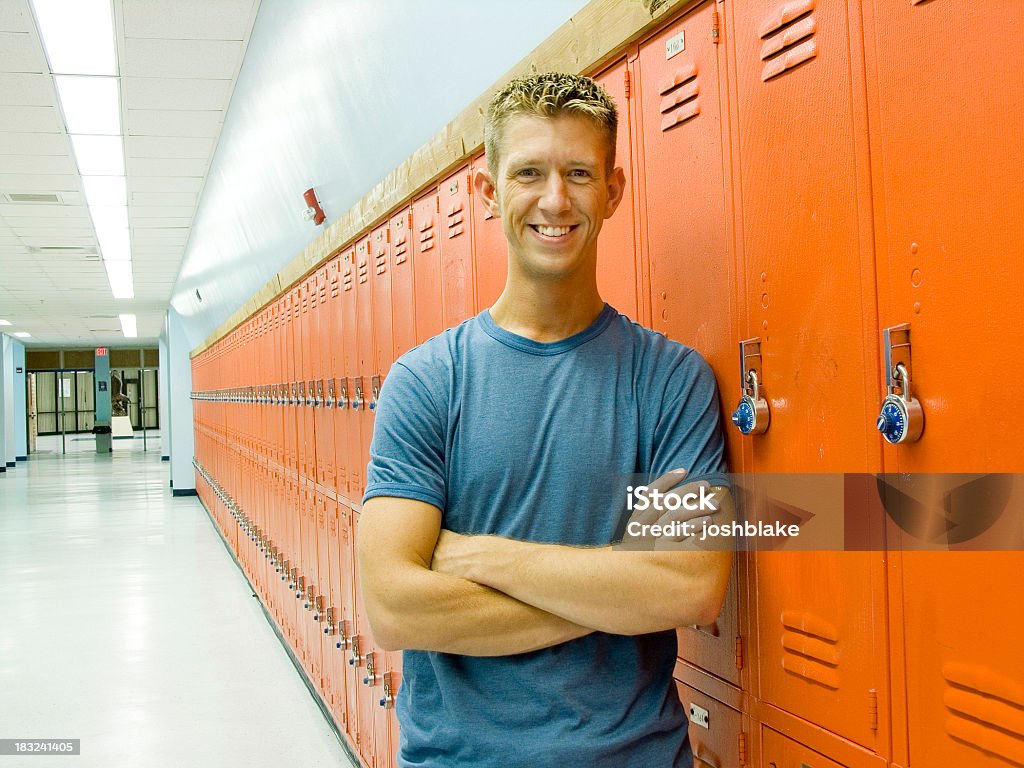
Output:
[364, 303, 728, 767]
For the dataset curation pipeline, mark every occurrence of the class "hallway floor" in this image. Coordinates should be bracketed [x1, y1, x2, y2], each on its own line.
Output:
[0, 443, 354, 767]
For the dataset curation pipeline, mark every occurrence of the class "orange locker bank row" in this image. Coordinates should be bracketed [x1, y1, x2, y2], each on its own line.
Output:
[190, 2, 1024, 767]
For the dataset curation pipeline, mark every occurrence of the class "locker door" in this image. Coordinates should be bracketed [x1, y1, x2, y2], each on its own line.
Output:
[862, 3, 1024, 766]
[439, 166, 475, 328]
[390, 207, 417, 359]
[673, 680, 745, 768]
[354, 236, 373, 497]
[316, 263, 337, 493]
[371, 222, 394, 377]
[636, 2, 743, 687]
[469, 153, 507, 314]
[729, 0, 886, 751]
[300, 277, 317, 484]
[412, 190, 444, 343]
[282, 293, 297, 473]
[592, 57, 639, 321]
[347, 510, 376, 766]
[337, 504, 359, 744]
[324, 501, 348, 733]
[339, 247, 358, 503]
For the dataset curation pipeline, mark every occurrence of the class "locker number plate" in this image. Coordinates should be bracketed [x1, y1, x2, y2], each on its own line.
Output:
[689, 703, 709, 729]
[666, 30, 686, 59]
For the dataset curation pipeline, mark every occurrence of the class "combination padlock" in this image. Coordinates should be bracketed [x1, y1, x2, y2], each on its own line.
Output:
[732, 370, 770, 435]
[877, 362, 923, 444]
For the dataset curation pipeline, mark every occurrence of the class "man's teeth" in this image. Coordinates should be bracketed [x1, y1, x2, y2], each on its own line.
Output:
[535, 225, 572, 237]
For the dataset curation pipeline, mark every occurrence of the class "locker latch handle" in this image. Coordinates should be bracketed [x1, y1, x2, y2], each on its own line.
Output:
[731, 338, 770, 435]
[352, 380, 365, 410]
[325, 380, 335, 408]
[379, 672, 394, 709]
[306, 380, 315, 407]
[369, 375, 381, 411]
[338, 379, 349, 409]
[876, 323, 924, 444]
[363, 652, 382, 686]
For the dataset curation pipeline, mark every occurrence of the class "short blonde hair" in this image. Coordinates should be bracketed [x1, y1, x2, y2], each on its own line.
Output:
[484, 72, 618, 174]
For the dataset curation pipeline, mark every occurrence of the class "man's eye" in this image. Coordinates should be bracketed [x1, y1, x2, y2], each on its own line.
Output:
[516, 168, 539, 178]
[569, 169, 591, 178]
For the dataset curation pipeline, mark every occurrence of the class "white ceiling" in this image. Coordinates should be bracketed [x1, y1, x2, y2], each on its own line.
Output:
[0, 0, 259, 346]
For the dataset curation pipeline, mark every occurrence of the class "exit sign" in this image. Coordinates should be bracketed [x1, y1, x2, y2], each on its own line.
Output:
[96, 347, 108, 356]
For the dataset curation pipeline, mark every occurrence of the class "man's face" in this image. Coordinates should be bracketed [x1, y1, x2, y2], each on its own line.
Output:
[477, 114, 625, 283]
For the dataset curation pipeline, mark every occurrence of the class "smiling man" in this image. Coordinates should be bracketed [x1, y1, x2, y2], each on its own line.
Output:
[358, 73, 731, 767]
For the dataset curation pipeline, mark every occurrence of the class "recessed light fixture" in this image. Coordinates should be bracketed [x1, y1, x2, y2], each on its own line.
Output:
[31, 0, 117, 76]
[104, 260, 134, 299]
[13, 332, 31, 338]
[54, 76, 121, 135]
[70, 134, 124, 175]
[118, 313, 137, 338]
[0, 319, 11, 326]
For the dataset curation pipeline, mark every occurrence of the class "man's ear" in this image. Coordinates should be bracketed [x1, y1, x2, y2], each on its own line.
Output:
[604, 166, 626, 219]
[474, 167, 500, 218]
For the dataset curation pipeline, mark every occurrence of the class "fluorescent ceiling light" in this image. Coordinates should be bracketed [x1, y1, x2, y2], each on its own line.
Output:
[97, 227, 130, 261]
[31, 0, 116, 76]
[70, 135, 124, 175]
[104, 259, 134, 299]
[118, 313, 138, 338]
[0, 319, 11, 326]
[13, 332, 31, 338]
[54, 76, 120, 135]
[83, 175, 127, 207]
[89, 205, 128, 233]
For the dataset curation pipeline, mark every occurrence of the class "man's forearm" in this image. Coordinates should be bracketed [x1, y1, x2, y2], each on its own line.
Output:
[439, 536, 731, 635]
[364, 561, 592, 656]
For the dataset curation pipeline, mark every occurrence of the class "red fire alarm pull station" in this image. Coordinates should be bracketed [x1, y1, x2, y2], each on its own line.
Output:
[303, 187, 326, 226]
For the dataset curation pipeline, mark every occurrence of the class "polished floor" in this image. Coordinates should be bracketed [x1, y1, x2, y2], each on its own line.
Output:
[0, 440, 354, 767]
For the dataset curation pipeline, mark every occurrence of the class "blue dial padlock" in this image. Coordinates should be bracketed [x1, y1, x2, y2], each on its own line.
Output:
[877, 362, 923, 444]
[732, 368, 770, 435]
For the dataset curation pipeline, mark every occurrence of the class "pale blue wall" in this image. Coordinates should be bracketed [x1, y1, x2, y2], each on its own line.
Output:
[166, 309, 195, 492]
[13, 340, 26, 459]
[170, 0, 590, 350]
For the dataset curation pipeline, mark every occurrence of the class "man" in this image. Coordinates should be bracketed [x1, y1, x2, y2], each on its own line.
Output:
[358, 72, 732, 766]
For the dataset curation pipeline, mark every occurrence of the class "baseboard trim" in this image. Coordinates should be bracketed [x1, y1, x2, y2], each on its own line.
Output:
[171, 488, 198, 497]
[161, 456, 170, 462]
[5, 461, 14, 468]
[16, 455, 27, 461]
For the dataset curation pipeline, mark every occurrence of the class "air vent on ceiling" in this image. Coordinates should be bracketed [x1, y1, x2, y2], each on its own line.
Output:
[2, 192, 65, 204]
[29, 246, 99, 259]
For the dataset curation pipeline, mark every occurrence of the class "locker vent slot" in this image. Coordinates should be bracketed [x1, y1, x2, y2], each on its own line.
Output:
[658, 63, 700, 132]
[779, 611, 840, 689]
[943, 663, 1024, 765]
[419, 216, 435, 252]
[393, 232, 409, 264]
[760, 0, 817, 81]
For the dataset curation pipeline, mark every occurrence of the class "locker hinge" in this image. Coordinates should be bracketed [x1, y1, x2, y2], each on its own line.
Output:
[868, 688, 879, 731]
[735, 636, 744, 669]
[623, 69, 631, 99]
[712, 8, 721, 44]
[738, 732, 747, 766]
[435, 195, 440, 214]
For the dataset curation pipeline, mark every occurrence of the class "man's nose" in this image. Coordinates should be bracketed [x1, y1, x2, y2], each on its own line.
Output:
[538, 175, 571, 216]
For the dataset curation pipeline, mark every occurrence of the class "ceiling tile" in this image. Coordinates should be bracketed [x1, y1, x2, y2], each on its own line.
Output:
[124, 135, 215, 160]
[128, 205, 195, 219]
[123, 76, 232, 112]
[0, 132, 72, 155]
[0, 173, 81, 192]
[123, 0, 255, 40]
[128, 157, 208, 177]
[129, 176, 202, 193]
[0, 1, 35, 32]
[0, 204, 89, 219]
[122, 38, 244, 79]
[126, 109, 222, 138]
[0, 73, 55, 106]
[0, 105, 65, 133]
[0, 31, 46, 73]
[130, 192, 196, 207]
[0, 154, 77, 174]
[131, 217, 193, 228]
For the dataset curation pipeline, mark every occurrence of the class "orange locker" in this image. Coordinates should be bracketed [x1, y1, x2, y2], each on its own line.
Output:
[354, 236, 374, 498]
[634, 2, 744, 687]
[282, 291, 298, 474]
[469, 154, 506, 314]
[861, 6, 1024, 766]
[338, 247, 359, 502]
[370, 222, 394, 378]
[411, 189, 444, 344]
[592, 57, 639, 321]
[344, 508, 376, 766]
[334, 503, 358, 743]
[439, 165, 475, 328]
[299, 277, 317, 484]
[315, 264, 337, 493]
[761, 725, 881, 768]
[389, 207, 416, 360]
[727, 0, 887, 753]
[323, 501, 347, 732]
[673, 679, 748, 768]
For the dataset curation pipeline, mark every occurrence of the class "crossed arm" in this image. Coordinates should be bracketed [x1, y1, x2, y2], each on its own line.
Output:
[356, 478, 733, 656]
